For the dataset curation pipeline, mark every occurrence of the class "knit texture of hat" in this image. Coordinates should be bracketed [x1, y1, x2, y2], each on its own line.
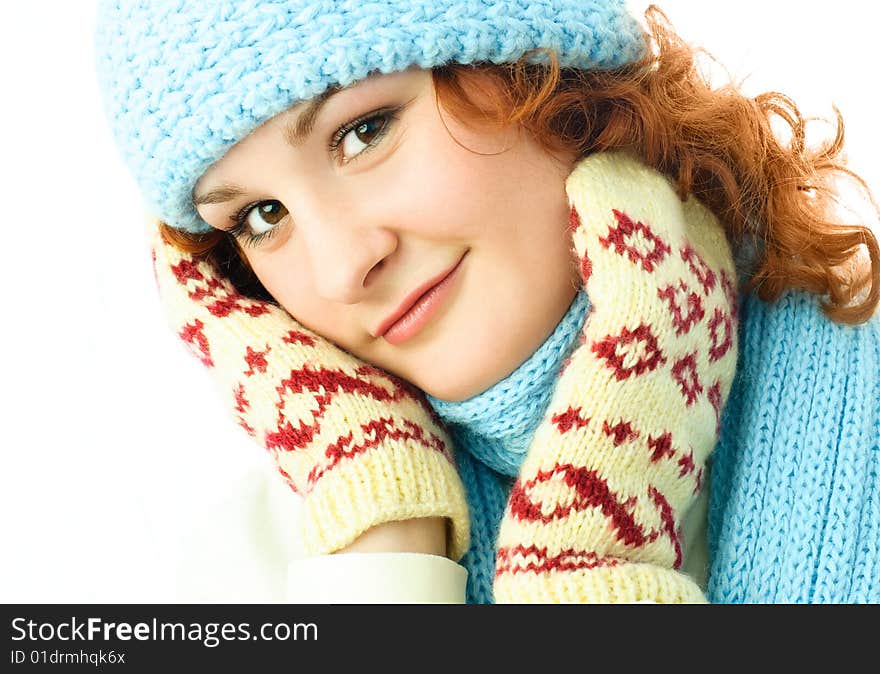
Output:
[94, 0, 647, 233]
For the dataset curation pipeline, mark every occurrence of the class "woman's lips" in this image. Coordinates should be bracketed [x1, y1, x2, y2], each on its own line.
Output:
[376, 253, 466, 345]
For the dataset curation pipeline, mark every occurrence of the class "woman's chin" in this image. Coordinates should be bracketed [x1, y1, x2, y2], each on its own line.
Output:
[408, 357, 518, 403]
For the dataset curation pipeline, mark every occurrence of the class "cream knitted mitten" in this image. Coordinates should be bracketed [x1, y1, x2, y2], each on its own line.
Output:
[493, 151, 739, 602]
[149, 226, 471, 560]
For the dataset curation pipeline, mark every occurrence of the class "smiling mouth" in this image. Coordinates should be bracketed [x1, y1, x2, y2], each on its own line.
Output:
[374, 253, 467, 345]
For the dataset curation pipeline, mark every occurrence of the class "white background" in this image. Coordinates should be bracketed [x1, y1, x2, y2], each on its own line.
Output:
[1, 1, 878, 602]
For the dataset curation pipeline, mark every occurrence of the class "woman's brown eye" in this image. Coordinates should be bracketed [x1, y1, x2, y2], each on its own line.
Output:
[246, 200, 288, 234]
[355, 118, 385, 144]
[341, 115, 388, 160]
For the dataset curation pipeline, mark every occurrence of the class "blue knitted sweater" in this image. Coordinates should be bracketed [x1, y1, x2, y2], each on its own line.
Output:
[428, 289, 880, 604]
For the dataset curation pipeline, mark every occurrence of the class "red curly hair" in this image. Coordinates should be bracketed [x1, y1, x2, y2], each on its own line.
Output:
[163, 6, 880, 325]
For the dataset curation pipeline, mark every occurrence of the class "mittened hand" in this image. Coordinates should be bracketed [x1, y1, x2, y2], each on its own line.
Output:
[493, 151, 739, 603]
[148, 221, 470, 560]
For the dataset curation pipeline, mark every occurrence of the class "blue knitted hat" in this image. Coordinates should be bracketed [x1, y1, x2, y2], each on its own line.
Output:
[94, 0, 647, 233]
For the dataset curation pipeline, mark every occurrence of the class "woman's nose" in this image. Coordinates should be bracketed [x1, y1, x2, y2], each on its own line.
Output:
[300, 204, 399, 304]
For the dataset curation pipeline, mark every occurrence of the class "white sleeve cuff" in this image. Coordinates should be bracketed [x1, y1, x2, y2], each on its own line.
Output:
[286, 552, 468, 604]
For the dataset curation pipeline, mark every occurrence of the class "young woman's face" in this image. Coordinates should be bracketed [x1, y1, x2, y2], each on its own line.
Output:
[194, 68, 580, 401]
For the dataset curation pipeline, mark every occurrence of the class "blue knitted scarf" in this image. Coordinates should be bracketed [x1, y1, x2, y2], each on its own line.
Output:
[427, 290, 590, 604]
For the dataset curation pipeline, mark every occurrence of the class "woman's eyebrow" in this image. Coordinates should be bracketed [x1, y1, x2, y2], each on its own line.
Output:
[283, 84, 343, 148]
[193, 84, 347, 206]
[193, 184, 246, 206]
